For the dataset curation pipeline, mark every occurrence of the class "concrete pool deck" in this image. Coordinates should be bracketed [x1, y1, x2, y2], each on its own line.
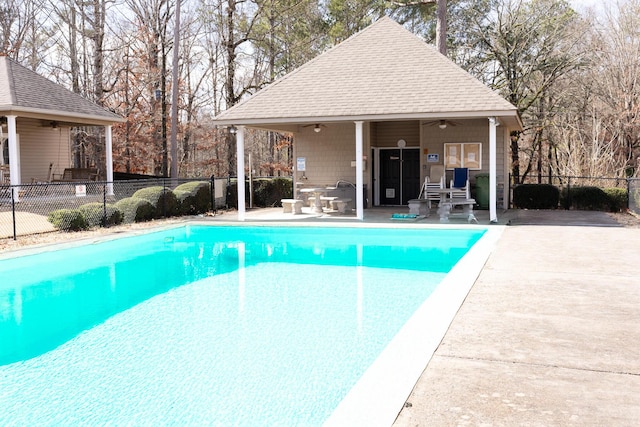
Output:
[391, 217, 640, 425]
[237, 207, 640, 425]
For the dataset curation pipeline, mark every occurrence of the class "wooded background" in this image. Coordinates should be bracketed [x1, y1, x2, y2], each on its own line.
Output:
[1, 0, 638, 184]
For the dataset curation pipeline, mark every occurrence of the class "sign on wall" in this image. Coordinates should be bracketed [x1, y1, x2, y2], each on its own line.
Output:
[296, 157, 306, 172]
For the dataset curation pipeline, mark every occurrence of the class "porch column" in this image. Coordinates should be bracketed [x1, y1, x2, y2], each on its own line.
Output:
[354, 121, 364, 220]
[6, 115, 20, 201]
[236, 126, 246, 221]
[488, 117, 498, 223]
[105, 125, 114, 195]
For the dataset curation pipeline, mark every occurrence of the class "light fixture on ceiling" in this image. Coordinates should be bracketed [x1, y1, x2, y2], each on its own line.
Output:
[228, 125, 237, 135]
[50, 121, 59, 129]
[423, 119, 459, 129]
[302, 123, 325, 133]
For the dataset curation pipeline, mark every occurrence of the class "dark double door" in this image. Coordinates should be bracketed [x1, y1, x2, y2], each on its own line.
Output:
[379, 148, 420, 205]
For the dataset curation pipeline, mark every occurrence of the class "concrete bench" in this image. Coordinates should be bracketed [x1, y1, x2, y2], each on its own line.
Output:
[281, 199, 303, 214]
[329, 198, 352, 214]
[407, 199, 430, 216]
[437, 199, 478, 223]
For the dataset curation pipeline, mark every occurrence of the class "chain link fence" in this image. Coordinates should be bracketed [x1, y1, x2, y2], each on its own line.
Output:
[629, 178, 640, 215]
[0, 177, 230, 240]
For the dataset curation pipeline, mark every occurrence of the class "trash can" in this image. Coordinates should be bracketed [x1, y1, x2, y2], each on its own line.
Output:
[475, 173, 490, 209]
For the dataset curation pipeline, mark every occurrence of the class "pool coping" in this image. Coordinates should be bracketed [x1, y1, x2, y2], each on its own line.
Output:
[324, 226, 505, 426]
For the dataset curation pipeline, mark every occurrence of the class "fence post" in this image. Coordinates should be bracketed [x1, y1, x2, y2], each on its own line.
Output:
[11, 185, 17, 240]
[214, 175, 216, 214]
[102, 183, 107, 228]
[566, 177, 571, 210]
[163, 179, 167, 219]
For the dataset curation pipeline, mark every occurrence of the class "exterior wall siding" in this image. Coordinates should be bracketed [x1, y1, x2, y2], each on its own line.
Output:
[293, 118, 512, 209]
[294, 122, 363, 187]
[420, 118, 507, 193]
[16, 118, 71, 183]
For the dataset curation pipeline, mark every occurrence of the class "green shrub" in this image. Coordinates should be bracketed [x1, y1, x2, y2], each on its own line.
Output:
[78, 202, 123, 227]
[604, 187, 628, 212]
[513, 184, 560, 209]
[563, 186, 626, 212]
[115, 197, 154, 223]
[269, 177, 293, 206]
[174, 181, 211, 214]
[132, 186, 178, 218]
[226, 177, 293, 208]
[236, 177, 293, 208]
[47, 209, 88, 231]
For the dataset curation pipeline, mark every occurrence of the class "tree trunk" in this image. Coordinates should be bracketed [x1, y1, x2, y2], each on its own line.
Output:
[436, 0, 446, 55]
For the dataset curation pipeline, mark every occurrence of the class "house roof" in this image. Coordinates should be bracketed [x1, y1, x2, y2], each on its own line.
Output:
[0, 55, 123, 125]
[213, 16, 521, 130]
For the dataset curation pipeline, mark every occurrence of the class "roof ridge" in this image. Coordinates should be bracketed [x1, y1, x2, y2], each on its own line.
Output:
[220, 16, 396, 116]
[0, 56, 121, 121]
[0, 57, 17, 106]
[214, 16, 519, 125]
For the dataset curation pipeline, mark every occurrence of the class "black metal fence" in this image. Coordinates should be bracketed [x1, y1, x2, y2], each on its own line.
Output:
[629, 179, 640, 215]
[0, 177, 230, 240]
[511, 175, 640, 213]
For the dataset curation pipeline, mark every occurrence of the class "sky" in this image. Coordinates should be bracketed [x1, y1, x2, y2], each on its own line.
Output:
[569, 0, 605, 14]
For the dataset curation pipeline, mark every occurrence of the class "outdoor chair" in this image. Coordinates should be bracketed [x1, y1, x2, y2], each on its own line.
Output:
[417, 164, 445, 203]
[449, 167, 470, 199]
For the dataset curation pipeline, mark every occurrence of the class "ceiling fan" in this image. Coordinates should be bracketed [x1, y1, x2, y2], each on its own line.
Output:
[302, 123, 327, 133]
[422, 119, 460, 129]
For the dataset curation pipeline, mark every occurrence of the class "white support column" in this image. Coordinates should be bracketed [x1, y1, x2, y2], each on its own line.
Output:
[105, 125, 114, 195]
[489, 117, 498, 223]
[7, 115, 19, 186]
[236, 126, 246, 221]
[6, 115, 20, 201]
[354, 121, 364, 220]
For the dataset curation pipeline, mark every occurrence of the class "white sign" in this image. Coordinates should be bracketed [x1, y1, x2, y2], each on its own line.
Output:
[296, 157, 306, 172]
[75, 185, 87, 197]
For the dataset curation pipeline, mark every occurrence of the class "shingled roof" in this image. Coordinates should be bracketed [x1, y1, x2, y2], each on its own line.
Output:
[214, 16, 520, 129]
[0, 55, 123, 125]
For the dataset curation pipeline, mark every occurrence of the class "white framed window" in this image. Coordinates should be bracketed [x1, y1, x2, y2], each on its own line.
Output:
[444, 142, 482, 170]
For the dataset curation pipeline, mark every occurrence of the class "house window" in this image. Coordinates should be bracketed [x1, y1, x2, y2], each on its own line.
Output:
[444, 142, 482, 170]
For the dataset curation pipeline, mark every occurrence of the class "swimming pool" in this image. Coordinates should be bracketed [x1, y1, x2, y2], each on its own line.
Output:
[0, 224, 497, 426]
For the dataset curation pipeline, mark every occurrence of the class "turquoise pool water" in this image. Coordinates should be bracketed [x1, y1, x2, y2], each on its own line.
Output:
[0, 225, 485, 426]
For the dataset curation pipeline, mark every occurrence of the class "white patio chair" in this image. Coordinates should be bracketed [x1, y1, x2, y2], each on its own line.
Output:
[418, 164, 445, 204]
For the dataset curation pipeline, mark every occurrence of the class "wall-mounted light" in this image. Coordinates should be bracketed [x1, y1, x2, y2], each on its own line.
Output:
[229, 125, 237, 135]
[313, 124, 321, 133]
[438, 120, 447, 129]
[50, 121, 59, 129]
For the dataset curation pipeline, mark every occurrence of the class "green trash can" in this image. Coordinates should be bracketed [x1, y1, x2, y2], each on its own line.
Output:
[475, 173, 490, 209]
